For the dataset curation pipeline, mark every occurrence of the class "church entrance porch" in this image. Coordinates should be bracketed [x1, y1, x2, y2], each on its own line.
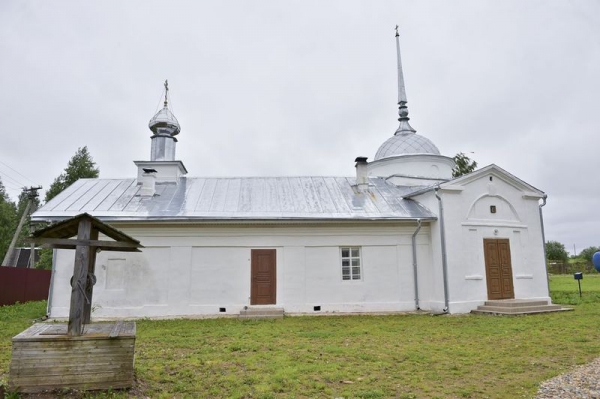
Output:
[483, 238, 515, 300]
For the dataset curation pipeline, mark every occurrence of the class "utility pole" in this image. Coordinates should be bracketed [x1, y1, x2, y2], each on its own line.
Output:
[2, 186, 42, 267]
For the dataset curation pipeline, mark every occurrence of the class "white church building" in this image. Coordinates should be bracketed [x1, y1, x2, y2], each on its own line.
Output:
[32, 31, 551, 318]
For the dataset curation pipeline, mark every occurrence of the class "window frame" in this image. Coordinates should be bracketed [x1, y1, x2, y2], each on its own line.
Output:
[340, 246, 362, 281]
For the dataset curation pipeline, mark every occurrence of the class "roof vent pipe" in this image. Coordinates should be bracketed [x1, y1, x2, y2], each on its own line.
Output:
[139, 168, 157, 197]
[355, 157, 369, 190]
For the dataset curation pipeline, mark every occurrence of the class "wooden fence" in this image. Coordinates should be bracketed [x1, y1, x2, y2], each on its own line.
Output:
[547, 261, 595, 275]
[0, 266, 51, 306]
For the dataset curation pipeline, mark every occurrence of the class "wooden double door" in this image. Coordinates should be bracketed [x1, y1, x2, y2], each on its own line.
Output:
[484, 239, 515, 300]
[250, 249, 276, 305]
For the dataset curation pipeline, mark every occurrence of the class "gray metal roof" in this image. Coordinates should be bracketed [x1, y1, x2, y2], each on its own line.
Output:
[32, 177, 436, 222]
[375, 132, 441, 160]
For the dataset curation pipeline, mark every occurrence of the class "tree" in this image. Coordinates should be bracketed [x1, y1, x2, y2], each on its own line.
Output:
[452, 152, 478, 178]
[36, 248, 53, 270]
[545, 240, 569, 262]
[578, 246, 600, 263]
[0, 179, 17, 263]
[45, 146, 99, 202]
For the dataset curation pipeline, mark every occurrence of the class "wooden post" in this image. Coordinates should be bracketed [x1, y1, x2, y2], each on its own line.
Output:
[68, 218, 92, 336]
[82, 228, 99, 324]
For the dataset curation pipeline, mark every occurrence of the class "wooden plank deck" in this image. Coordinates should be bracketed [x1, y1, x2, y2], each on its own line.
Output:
[9, 322, 135, 393]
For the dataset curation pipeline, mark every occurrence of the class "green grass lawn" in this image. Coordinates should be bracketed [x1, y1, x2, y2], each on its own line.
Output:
[1, 275, 600, 398]
[549, 273, 600, 304]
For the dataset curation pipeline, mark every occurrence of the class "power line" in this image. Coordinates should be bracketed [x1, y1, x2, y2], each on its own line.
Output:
[0, 160, 36, 185]
[154, 87, 165, 114]
[0, 170, 27, 188]
[3, 182, 22, 191]
[0, 172, 21, 187]
[0, 173, 25, 189]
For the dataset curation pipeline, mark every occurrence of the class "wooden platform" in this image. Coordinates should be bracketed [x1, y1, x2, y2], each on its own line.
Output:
[9, 321, 136, 393]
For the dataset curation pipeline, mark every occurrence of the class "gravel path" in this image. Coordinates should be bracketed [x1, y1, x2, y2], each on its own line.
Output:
[536, 357, 600, 398]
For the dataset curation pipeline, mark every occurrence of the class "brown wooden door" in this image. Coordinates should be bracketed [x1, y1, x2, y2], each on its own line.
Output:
[484, 239, 515, 300]
[251, 249, 276, 305]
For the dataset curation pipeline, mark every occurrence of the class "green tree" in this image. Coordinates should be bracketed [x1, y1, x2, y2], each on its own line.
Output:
[0, 179, 17, 263]
[45, 146, 99, 202]
[545, 240, 569, 262]
[36, 248, 53, 270]
[452, 152, 478, 178]
[578, 246, 600, 263]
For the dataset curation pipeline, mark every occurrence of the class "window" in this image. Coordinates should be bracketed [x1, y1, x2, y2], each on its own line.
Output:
[341, 247, 361, 280]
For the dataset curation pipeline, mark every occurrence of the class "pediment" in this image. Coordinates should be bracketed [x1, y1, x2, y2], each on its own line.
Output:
[442, 164, 544, 197]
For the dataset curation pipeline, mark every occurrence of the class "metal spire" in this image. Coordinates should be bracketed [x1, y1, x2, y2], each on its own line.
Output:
[394, 25, 416, 135]
[163, 79, 169, 108]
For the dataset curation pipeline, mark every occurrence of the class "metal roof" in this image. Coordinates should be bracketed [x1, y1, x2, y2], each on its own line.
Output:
[375, 133, 441, 160]
[32, 177, 436, 222]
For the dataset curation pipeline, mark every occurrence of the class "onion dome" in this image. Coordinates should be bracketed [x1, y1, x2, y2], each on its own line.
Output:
[149, 80, 180, 136]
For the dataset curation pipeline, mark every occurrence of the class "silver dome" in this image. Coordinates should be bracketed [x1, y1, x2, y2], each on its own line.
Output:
[149, 107, 181, 136]
[374, 132, 440, 160]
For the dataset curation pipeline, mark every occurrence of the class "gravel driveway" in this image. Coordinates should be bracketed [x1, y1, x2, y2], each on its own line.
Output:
[536, 357, 600, 398]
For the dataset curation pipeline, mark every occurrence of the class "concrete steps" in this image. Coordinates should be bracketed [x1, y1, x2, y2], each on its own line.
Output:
[239, 307, 284, 320]
[471, 299, 572, 315]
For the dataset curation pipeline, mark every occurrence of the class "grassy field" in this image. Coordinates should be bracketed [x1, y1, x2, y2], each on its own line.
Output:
[1, 274, 599, 398]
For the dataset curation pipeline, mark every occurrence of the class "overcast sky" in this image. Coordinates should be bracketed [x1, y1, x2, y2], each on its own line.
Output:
[0, 1, 598, 254]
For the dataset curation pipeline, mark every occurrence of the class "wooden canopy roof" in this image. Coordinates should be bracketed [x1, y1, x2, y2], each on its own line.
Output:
[31, 213, 143, 252]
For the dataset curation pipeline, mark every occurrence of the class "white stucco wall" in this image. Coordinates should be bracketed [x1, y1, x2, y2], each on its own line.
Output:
[48, 222, 432, 319]
[133, 160, 186, 182]
[412, 169, 549, 313]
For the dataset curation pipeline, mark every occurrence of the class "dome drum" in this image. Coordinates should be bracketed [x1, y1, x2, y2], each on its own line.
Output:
[368, 153, 455, 186]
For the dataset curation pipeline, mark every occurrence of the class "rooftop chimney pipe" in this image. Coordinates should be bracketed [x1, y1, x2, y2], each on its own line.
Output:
[355, 157, 369, 190]
[139, 169, 157, 197]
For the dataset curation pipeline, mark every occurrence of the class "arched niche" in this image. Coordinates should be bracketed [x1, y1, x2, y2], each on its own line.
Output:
[466, 194, 520, 222]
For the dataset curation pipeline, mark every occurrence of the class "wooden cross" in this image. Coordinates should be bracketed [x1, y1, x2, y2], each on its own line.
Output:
[30, 213, 142, 336]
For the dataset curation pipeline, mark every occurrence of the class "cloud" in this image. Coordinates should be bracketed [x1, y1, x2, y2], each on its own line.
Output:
[0, 0, 598, 251]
